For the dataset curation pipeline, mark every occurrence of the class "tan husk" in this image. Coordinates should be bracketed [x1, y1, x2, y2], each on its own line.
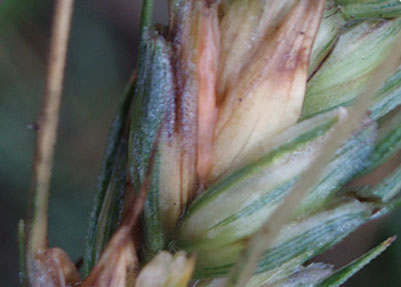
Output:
[208, 0, 326, 182]
[27, 248, 81, 287]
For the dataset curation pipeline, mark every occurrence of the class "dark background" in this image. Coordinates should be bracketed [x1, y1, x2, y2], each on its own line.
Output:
[1, 0, 400, 286]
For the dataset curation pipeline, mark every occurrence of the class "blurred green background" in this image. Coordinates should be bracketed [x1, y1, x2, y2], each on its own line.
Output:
[0, 0, 400, 286]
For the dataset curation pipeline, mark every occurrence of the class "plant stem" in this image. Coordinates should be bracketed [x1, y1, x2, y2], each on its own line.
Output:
[27, 0, 75, 258]
[18, 220, 27, 286]
[140, 0, 154, 32]
[82, 73, 136, 276]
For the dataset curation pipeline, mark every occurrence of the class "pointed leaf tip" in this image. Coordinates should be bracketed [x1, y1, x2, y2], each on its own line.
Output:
[317, 236, 396, 287]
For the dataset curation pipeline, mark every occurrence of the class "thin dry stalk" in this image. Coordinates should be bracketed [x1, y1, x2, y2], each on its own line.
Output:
[27, 0, 75, 258]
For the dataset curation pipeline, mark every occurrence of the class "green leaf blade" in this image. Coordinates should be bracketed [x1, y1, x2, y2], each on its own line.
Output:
[296, 119, 377, 216]
[317, 236, 396, 287]
[129, 30, 176, 257]
[192, 200, 371, 279]
[82, 76, 135, 276]
[338, 0, 401, 21]
[303, 18, 401, 118]
[370, 66, 401, 120]
[177, 111, 341, 252]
